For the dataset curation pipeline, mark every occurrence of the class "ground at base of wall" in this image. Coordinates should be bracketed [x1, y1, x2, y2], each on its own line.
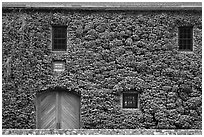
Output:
[2, 129, 202, 135]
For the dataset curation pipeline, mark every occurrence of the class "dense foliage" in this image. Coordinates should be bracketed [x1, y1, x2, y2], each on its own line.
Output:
[2, 9, 202, 129]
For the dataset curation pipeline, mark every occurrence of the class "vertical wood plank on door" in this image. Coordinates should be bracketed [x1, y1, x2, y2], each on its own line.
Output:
[36, 93, 41, 129]
[56, 91, 62, 129]
[56, 92, 59, 129]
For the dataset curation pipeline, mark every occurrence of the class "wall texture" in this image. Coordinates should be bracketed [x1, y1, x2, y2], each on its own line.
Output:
[2, 9, 202, 129]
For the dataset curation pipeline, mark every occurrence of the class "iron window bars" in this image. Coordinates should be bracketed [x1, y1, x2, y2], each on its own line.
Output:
[52, 26, 67, 51]
[178, 26, 193, 51]
[123, 92, 139, 109]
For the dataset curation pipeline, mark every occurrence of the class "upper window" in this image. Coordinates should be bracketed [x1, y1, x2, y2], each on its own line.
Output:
[52, 26, 67, 51]
[178, 26, 193, 51]
[122, 92, 139, 109]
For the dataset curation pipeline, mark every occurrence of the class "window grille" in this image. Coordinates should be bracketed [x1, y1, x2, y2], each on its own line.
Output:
[53, 60, 65, 72]
[178, 26, 193, 51]
[52, 26, 67, 51]
[123, 92, 139, 109]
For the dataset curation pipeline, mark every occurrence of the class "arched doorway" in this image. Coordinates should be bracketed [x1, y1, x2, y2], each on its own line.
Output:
[36, 89, 80, 129]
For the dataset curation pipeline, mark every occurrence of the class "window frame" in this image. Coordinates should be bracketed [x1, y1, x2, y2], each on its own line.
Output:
[122, 92, 139, 109]
[178, 26, 193, 51]
[52, 25, 67, 51]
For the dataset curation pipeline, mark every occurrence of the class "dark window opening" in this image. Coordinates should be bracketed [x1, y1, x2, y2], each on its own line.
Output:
[178, 26, 193, 51]
[123, 92, 139, 109]
[52, 26, 67, 51]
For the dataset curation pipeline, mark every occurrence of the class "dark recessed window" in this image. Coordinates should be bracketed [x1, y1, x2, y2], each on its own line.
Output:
[52, 26, 67, 51]
[123, 92, 139, 109]
[178, 26, 193, 51]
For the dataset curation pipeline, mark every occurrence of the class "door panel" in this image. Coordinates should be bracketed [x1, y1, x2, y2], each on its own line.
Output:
[36, 90, 80, 129]
[60, 92, 80, 129]
[36, 91, 57, 129]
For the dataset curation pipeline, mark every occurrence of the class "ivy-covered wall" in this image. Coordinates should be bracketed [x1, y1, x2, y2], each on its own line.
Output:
[2, 8, 202, 129]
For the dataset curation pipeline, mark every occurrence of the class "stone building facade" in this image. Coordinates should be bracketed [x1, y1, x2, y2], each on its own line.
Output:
[2, 2, 202, 129]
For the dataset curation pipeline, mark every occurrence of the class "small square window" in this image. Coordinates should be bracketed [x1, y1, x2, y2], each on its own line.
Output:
[122, 92, 139, 109]
[52, 26, 67, 51]
[178, 26, 193, 51]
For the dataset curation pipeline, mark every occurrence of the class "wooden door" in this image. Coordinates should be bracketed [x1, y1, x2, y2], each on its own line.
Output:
[36, 90, 80, 129]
